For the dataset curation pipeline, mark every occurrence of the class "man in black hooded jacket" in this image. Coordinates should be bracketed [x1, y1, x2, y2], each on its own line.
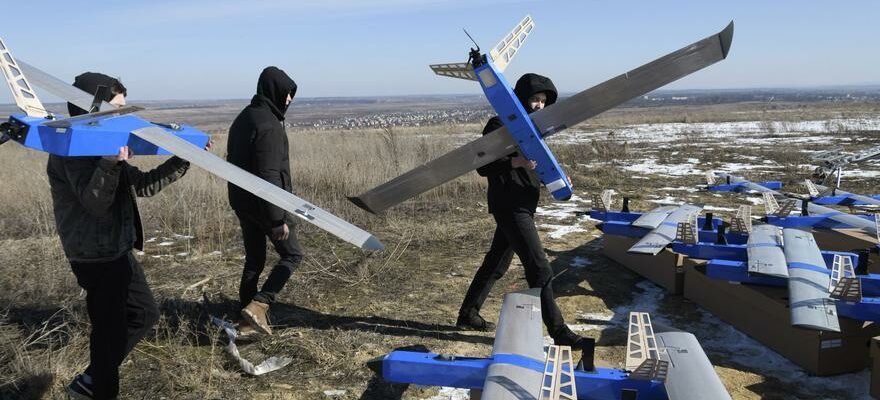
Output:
[457, 73, 593, 358]
[227, 66, 303, 335]
[51, 72, 194, 400]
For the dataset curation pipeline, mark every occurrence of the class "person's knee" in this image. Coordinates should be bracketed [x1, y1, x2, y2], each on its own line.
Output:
[279, 252, 303, 269]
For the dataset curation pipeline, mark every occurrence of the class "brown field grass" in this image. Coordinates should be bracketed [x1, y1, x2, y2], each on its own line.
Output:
[1, 101, 879, 399]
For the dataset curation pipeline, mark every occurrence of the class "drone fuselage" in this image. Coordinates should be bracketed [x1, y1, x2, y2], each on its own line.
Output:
[6, 114, 208, 156]
[472, 57, 573, 201]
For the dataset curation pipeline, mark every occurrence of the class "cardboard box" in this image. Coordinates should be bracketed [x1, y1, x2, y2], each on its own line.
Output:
[684, 259, 879, 375]
[871, 337, 880, 399]
[602, 234, 685, 295]
[811, 229, 878, 274]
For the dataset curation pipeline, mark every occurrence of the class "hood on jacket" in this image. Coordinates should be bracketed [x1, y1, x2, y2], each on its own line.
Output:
[68, 72, 125, 117]
[513, 73, 557, 113]
[255, 66, 297, 120]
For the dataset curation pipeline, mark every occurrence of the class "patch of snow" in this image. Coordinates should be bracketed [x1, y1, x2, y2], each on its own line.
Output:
[646, 196, 683, 205]
[323, 390, 347, 397]
[540, 224, 587, 239]
[703, 205, 736, 212]
[570, 257, 592, 268]
[622, 158, 701, 176]
[424, 387, 471, 400]
[158, 241, 175, 246]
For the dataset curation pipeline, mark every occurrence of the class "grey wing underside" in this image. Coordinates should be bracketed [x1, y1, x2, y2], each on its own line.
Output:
[131, 127, 384, 251]
[532, 22, 733, 139]
[349, 126, 517, 214]
[629, 204, 703, 255]
[655, 331, 732, 400]
[782, 228, 839, 332]
[350, 22, 734, 214]
[482, 288, 544, 400]
[747, 224, 788, 278]
[632, 206, 677, 229]
[18, 59, 115, 112]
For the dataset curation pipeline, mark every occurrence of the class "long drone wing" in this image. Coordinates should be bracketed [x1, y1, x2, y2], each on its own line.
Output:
[352, 22, 734, 214]
[131, 127, 383, 251]
[533, 21, 733, 138]
[349, 125, 517, 213]
[481, 288, 545, 398]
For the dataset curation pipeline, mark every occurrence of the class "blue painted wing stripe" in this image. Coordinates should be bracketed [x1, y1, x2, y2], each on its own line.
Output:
[788, 261, 830, 274]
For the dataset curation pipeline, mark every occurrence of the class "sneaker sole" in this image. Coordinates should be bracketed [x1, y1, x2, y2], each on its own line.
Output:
[241, 309, 273, 335]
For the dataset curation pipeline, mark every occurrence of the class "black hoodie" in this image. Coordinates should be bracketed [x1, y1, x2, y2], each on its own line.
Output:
[227, 67, 298, 229]
[476, 73, 558, 214]
[67, 72, 124, 116]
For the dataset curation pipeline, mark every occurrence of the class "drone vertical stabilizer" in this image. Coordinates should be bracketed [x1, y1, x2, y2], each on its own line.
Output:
[625, 312, 659, 371]
[489, 14, 534, 72]
[428, 14, 533, 81]
[0, 37, 48, 117]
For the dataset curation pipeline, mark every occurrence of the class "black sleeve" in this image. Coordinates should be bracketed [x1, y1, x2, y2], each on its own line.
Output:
[253, 124, 287, 226]
[476, 117, 516, 177]
[125, 156, 190, 197]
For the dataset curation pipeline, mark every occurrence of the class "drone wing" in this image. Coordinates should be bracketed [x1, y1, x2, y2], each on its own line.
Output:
[481, 288, 545, 399]
[131, 127, 383, 250]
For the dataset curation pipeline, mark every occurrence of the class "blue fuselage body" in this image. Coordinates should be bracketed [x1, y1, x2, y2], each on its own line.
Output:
[8, 114, 209, 156]
[473, 60, 573, 200]
[378, 351, 667, 399]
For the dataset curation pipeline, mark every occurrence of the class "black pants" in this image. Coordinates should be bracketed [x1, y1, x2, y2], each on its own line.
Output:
[70, 253, 159, 400]
[459, 211, 567, 336]
[236, 213, 304, 307]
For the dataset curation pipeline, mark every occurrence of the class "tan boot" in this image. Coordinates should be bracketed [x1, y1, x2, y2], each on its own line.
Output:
[241, 300, 273, 335]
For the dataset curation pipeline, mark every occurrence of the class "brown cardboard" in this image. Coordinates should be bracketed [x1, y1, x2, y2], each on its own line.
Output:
[683, 259, 879, 375]
[872, 337, 880, 399]
[811, 228, 878, 273]
[602, 234, 684, 295]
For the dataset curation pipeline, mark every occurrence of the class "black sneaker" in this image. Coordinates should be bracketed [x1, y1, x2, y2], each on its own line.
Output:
[456, 312, 496, 332]
[66, 374, 94, 400]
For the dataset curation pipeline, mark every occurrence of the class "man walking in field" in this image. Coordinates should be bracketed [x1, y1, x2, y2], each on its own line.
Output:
[456, 73, 594, 367]
[227, 66, 303, 335]
[54, 72, 200, 400]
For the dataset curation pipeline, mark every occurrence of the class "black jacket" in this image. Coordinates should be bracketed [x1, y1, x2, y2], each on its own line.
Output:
[51, 72, 189, 262]
[476, 73, 558, 214]
[227, 67, 298, 230]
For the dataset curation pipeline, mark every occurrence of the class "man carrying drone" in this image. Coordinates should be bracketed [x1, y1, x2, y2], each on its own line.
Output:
[52, 72, 203, 400]
[457, 73, 594, 359]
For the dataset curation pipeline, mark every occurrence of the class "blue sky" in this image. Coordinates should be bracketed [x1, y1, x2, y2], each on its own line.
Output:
[1, 1, 878, 101]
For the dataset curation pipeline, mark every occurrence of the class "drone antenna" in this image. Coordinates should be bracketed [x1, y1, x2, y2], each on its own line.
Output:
[463, 28, 480, 52]
[463, 29, 486, 68]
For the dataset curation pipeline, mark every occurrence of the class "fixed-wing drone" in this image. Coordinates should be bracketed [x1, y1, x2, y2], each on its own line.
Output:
[350, 16, 734, 213]
[368, 289, 731, 400]
[0, 37, 382, 251]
